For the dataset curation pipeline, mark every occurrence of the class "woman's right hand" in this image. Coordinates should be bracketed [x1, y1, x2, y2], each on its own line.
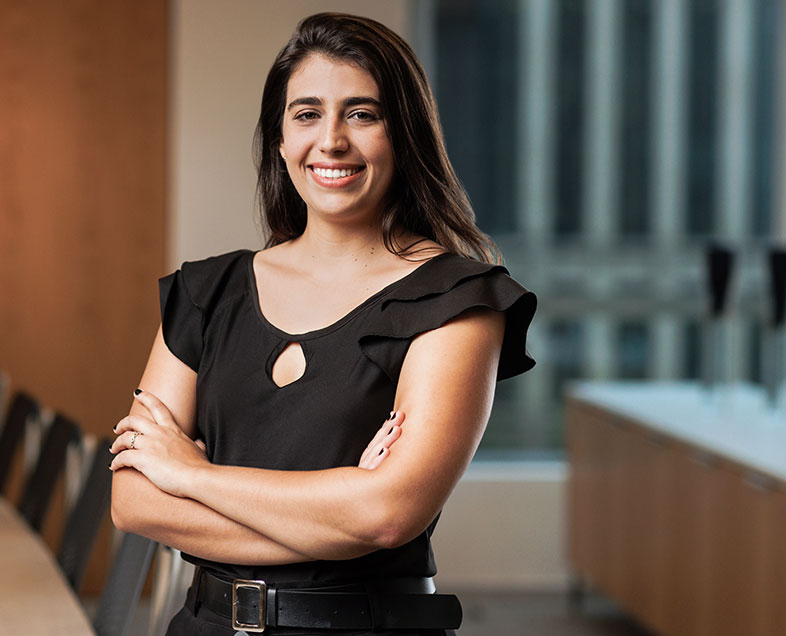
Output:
[358, 411, 403, 470]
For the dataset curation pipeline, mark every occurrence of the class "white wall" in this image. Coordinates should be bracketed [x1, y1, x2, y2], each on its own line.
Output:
[433, 462, 569, 590]
[170, 0, 570, 590]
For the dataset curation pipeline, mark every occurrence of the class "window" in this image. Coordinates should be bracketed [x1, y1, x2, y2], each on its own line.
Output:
[421, 0, 784, 456]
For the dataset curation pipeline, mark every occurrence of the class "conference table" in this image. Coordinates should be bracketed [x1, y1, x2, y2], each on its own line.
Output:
[0, 498, 95, 635]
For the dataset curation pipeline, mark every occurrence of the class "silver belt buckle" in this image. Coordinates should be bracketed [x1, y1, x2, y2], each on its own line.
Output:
[232, 579, 267, 632]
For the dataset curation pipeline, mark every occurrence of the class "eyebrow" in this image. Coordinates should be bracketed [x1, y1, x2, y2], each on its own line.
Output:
[286, 96, 382, 111]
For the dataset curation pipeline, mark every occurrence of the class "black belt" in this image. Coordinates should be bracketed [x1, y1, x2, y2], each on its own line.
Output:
[188, 567, 462, 633]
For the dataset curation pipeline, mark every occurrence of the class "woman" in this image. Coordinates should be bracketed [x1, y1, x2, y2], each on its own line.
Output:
[110, 12, 536, 636]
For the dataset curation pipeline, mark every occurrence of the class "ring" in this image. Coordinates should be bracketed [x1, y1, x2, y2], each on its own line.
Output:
[129, 432, 140, 450]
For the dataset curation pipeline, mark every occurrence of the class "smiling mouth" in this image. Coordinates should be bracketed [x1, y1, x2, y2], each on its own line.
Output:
[310, 166, 364, 179]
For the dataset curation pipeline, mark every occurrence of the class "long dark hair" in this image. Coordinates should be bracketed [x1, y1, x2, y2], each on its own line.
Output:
[253, 12, 499, 264]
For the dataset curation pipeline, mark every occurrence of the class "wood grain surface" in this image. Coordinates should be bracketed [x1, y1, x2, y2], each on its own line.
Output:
[0, 0, 166, 593]
[0, 499, 95, 634]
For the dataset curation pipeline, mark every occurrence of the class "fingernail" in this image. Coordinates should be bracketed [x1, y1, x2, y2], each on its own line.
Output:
[112, 426, 117, 432]
[388, 427, 395, 435]
[108, 464, 113, 470]
[378, 449, 385, 456]
[134, 388, 142, 396]
[388, 411, 396, 420]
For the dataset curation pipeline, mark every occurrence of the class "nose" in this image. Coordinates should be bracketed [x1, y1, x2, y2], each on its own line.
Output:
[318, 115, 349, 154]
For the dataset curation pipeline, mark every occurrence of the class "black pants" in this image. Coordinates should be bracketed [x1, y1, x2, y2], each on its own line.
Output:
[165, 583, 458, 636]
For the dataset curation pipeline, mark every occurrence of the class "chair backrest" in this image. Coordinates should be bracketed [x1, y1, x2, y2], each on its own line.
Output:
[0, 391, 39, 493]
[57, 438, 114, 590]
[93, 532, 157, 636]
[17, 412, 81, 532]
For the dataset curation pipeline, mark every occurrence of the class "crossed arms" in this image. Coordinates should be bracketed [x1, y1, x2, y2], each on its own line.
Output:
[110, 308, 504, 565]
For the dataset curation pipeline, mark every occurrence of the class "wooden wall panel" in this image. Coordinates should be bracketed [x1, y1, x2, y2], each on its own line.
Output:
[0, 0, 166, 592]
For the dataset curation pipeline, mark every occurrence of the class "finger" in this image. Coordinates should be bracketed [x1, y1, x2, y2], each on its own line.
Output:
[133, 389, 178, 429]
[359, 414, 393, 465]
[376, 424, 402, 454]
[359, 424, 402, 468]
[362, 411, 402, 456]
[362, 411, 396, 452]
[109, 448, 146, 472]
[110, 430, 145, 454]
[113, 414, 156, 436]
[361, 448, 390, 470]
[359, 411, 405, 466]
[365, 447, 389, 470]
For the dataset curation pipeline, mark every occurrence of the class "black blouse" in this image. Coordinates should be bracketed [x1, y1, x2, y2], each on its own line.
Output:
[158, 249, 536, 584]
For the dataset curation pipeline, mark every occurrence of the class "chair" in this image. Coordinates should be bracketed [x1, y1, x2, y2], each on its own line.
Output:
[148, 545, 194, 636]
[17, 412, 81, 532]
[0, 391, 39, 494]
[93, 532, 157, 636]
[57, 437, 114, 590]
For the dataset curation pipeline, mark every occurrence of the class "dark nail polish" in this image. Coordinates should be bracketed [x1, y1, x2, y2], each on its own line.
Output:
[378, 449, 385, 456]
[134, 388, 142, 395]
[388, 427, 394, 435]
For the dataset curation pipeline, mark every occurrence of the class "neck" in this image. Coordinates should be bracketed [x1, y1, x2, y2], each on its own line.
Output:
[293, 215, 390, 265]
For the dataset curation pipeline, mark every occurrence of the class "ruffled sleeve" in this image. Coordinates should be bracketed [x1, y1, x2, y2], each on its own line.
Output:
[158, 269, 202, 371]
[158, 250, 252, 372]
[358, 254, 537, 383]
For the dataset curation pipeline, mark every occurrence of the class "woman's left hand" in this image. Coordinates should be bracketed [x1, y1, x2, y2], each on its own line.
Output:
[109, 390, 209, 498]
[358, 411, 403, 470]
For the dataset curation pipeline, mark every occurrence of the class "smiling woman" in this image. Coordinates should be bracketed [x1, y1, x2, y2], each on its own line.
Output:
[109, 12, 536, 636]
[279, 55, 395, 224]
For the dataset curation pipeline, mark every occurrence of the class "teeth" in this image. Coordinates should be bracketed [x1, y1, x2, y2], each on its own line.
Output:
[313, 167, 361, 179]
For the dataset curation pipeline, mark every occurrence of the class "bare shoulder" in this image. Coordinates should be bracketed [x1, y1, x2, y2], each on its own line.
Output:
[254, 242, 298, 272]
[382, 236, 446, 281]
[252, 243, 314, 293]
[396, 236, 446, 262]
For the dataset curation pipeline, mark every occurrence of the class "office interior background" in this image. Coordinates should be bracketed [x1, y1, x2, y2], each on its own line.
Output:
[1, 0, 785, 634]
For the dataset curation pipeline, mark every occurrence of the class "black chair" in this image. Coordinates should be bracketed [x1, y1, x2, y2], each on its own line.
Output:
[17, 412, 81, 532]
[93, 532, 157, 636]
[57, 438, 114, 590]
[0, 391, 39, 494]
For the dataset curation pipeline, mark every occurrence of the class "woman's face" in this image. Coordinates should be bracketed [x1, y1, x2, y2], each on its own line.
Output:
[280, 54, 395, 225]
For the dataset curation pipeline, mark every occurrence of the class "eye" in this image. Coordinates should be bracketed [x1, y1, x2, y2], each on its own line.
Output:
[293, 110, 319, 122]
[348, 110, 379, 122]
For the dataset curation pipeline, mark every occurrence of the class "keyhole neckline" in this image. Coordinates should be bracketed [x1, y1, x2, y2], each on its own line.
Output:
[268, 340, 308, 389]
[247, 250, 450, 341]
